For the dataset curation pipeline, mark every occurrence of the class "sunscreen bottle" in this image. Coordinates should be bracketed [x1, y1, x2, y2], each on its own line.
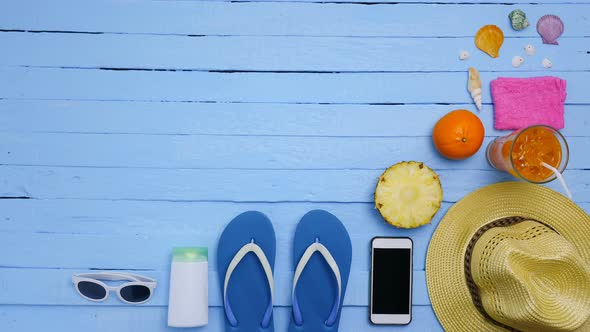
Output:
[168, 247, 208, 327]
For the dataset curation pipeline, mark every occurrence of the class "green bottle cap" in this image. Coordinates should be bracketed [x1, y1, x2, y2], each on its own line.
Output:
[172, 247, 208, 263]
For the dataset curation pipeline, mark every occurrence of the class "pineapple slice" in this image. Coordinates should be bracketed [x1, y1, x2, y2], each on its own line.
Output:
[374, 161, 443, 228]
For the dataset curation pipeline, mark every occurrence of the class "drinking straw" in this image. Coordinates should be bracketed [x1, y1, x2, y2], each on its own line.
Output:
[541, 162, 572, 199]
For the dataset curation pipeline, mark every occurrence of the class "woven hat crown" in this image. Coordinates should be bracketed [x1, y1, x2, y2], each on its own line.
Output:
[470, 220, 590, 331]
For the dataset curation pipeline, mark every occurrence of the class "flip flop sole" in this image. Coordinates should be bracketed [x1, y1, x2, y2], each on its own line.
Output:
[289, 210, 352, 332]
[218, 211, 276, 332]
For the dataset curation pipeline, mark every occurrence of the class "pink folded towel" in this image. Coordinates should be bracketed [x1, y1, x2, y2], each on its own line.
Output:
[491, 76, 567, 130]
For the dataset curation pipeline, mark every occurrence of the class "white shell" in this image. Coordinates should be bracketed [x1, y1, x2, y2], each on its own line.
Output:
[512, 56, 525, 68]
[468, 67, 482, 112]
[470, 89, 482, 111]
[459, 50, 470, 60]
[542, 58, 553, 68]
[524, 44, 535, 56]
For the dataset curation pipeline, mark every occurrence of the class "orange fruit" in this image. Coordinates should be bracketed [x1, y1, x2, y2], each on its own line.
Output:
[432, 110, 485, 160]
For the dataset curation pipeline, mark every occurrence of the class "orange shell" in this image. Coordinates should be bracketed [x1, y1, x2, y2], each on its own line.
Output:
[475, 25, 504, 58]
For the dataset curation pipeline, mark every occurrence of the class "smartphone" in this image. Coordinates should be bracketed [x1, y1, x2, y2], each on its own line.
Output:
[370, 237, 413, 325]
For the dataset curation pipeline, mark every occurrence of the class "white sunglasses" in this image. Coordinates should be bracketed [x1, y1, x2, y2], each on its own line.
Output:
[72, 272, 157, 304]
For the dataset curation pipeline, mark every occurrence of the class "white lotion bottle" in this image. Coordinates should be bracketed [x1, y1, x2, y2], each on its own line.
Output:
[168, 247, 208, 327]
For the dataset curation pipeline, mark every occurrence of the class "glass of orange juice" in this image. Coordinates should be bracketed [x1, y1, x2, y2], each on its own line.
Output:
[486, 125, 569, 183]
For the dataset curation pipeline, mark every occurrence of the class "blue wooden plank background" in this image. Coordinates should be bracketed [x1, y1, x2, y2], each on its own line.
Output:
[0, 0, 589, 331]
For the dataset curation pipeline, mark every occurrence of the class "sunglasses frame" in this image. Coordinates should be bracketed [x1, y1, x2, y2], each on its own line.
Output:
[72, 272, 157, 305]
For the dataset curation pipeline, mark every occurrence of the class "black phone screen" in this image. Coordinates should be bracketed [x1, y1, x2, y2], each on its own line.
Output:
[372, 248, 412, 314]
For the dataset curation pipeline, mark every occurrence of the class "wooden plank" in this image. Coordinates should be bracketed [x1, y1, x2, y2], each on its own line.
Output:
[0, 2, 588, 37]
[229, 0, 589, 2]
[0, 267, 429, 306]
[198, 0, 590, 3]
[0, 199, 588, 235]
[0, 305, 443, 331]
[0, 200, 402, 234]
[0, 189, 586, 273]
[0, 67, 587, 104]
[1, 166, 588, 202]
[0, 200, 449, 270]
[2, 134, 589, 170]
[0, 100, 588, 137]
[0, 200, 587, 269]
[2, 32, 588, 71]
[206, 0, 590, 3]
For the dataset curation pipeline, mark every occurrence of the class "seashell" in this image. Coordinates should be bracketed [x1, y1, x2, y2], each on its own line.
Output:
[475, 25, 504, 58]
[537, 15, 564, 45]
[524, 44, 535, 56]
[459, 50, 470, 60]
[509, 9, 530, 31]
[467, 67, 483, 111]
[512, 56, 524, 68]
[542, 58, 553, 68]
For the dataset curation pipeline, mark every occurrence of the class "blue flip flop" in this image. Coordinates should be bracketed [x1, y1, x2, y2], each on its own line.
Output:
[218, 211, 276, 332]
[289, 210, 352, 332]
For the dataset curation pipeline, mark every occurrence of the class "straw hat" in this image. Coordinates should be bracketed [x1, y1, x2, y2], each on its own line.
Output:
[426, 182, 590, 331]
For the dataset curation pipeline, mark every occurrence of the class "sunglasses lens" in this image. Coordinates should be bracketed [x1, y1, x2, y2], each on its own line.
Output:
[77, 281, 107, 300]
[120, 285, 151, 303]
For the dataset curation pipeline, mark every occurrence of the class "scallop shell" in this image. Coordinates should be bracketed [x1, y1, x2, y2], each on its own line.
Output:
[537, 15, 564, 45]
[542, 58, 553, 68]
[475, 25, 504, 58]
[524, 44, 535, 56]
[509, 9, 529, 31]
[459, 50, 470, 60]
[512, 56, 524, 68]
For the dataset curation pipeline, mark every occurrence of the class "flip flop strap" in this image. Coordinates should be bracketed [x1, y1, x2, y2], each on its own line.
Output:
[292, 241, 342, 327]
[223, 242, 274, 328]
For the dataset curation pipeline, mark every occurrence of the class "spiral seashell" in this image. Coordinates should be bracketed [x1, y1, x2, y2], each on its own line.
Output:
[512, 56, 525, 68]
[537, 15, 564, 45]
[509, 9, 530, 31]
[459, 50, 470, 60]
[524, 44, 535, 56]
[470, 90, 482, 112]
[467, 67, 483, 111]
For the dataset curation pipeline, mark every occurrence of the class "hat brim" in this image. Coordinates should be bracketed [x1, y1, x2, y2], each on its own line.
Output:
[426, 182, 590, 331]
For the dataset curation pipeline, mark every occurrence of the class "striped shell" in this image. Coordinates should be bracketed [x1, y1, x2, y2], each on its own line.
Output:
[537, 15, 564, 45]
[475, 25, 504, 58]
